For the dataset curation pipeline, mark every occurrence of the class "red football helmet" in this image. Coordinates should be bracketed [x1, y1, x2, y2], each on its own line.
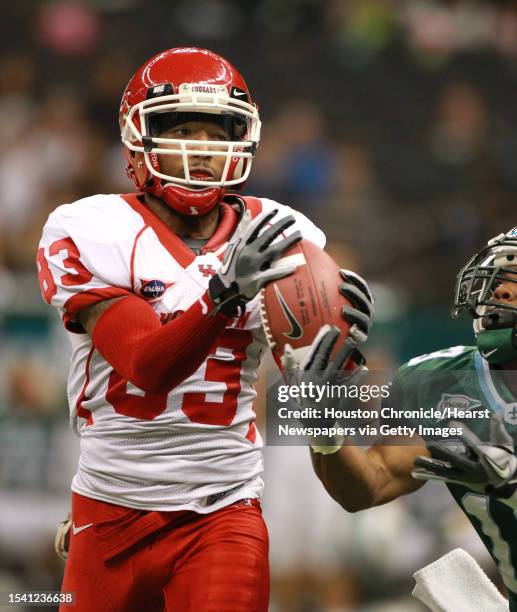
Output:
[120, 47, 261, 216]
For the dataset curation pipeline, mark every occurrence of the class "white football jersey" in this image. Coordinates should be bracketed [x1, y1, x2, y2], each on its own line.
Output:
[37, 193, 326, 512]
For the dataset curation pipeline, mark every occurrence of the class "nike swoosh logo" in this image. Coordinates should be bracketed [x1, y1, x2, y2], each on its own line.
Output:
[481, 348, 498, 358]
[233, 91, 246, 97]
[72, 522, 94, 536]
[485, 456, 512, 479]
[220, 241, 238, 276]
[274, 285, 303, 340]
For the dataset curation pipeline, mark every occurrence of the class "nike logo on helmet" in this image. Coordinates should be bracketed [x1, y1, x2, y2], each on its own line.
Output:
[274, 285, 303, 340]
[231, 87, 247, 98]
[72, 522, 94, 536]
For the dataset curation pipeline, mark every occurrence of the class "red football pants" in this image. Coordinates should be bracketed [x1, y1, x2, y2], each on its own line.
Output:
[60, 492, 269, 612]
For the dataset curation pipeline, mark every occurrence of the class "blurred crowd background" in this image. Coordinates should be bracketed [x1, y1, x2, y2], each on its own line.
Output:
[1, 0, 516, 610]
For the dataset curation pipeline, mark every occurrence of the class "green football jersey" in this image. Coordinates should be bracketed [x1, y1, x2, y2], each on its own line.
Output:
[393, 345, 517, 609]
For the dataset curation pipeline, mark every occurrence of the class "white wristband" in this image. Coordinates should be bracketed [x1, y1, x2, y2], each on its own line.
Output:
[309, 442, 343, 455]
[308, 426, 345, 455]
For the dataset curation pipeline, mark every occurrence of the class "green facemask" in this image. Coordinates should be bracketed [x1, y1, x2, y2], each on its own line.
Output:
[476, 327, 517, 364]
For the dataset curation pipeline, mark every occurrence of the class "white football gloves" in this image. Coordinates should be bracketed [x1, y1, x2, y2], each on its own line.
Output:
[209, 208, 302, 316]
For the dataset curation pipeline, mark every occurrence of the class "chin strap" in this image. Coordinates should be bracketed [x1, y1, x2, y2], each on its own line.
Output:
[142, 152, 224, 216]
[159, 183, 222, 216]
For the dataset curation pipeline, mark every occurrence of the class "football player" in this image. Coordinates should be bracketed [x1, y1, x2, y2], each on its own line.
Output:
[36, 48, 373, 611]
[292, 228, 517, 610]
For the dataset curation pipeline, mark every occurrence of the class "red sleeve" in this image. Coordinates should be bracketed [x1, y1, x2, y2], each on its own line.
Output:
[92, 290, 230, 394]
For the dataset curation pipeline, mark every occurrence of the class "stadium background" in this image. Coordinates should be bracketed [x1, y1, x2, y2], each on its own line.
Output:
[0, 0, 515, 610]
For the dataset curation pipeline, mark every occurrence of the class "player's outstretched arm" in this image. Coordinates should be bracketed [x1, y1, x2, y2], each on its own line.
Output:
[78, 292, 230, 394]
[78, 209, 301, 395]
[283, 325, 427, 512]
[312, 442, 427, 512]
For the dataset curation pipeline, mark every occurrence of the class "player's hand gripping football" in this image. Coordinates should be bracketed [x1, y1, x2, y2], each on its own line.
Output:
[209, 209, 302, 316]
[412, 414, 517, 499]
[282, 325, 368, 454]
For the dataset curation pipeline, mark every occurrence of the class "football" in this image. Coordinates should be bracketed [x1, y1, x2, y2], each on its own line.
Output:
[260, 239, 351, 360]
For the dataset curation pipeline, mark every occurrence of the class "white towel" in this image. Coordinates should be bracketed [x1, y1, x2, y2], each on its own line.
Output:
[412, 548, 509, 612]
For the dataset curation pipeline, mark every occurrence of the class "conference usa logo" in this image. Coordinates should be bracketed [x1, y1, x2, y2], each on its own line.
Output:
[139, 279, 174, 301]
